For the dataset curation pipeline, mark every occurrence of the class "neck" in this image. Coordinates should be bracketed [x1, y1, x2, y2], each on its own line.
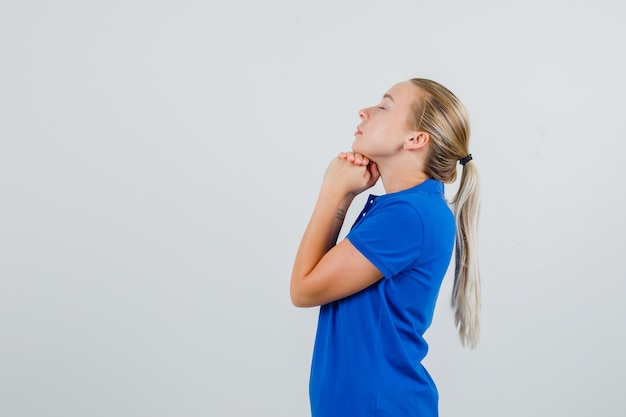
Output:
[379, 166, 430, 193]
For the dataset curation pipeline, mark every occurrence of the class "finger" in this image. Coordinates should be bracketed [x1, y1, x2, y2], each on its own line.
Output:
[369, 162, 380, 178]
[338, 152, 347, 159]
[352, 152, 369, 166]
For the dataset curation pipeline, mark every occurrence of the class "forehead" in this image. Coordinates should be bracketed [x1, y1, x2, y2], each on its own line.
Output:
[385, 81, 420, 103]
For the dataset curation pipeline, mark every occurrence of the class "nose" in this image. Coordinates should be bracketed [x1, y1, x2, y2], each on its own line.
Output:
[358, 107, 369, 120]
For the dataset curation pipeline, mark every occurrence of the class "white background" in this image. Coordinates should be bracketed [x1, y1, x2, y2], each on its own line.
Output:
[1, 1, 625, 416]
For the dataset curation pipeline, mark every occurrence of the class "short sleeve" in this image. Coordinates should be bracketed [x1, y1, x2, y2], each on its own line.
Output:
[346, 201, 424, 279]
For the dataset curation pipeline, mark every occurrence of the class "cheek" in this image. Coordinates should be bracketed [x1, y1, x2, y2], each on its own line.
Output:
[376, 124, 404, 143]
[369, 124, 390, 141]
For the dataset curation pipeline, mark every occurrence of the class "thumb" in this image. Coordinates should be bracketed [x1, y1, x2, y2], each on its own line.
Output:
[368, 162, 380, 180]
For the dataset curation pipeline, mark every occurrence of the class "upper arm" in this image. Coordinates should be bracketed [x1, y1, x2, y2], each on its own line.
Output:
[291, 238, 383, 307]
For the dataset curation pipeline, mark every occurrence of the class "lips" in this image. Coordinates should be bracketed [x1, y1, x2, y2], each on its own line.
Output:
[355, 126, 363, 135]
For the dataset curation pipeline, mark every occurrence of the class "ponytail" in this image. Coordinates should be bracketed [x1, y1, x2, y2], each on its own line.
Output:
[451, 161, 481, 348]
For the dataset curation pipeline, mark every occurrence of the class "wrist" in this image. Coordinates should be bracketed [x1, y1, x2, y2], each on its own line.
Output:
[318, 187, 355, 208]
[313, 190, 354, 229]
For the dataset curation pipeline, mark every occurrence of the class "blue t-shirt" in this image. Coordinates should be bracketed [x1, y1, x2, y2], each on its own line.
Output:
[309, 179, 455, 417]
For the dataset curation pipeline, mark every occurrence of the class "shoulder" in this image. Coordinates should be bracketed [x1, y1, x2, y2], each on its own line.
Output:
[378, 185, 452, 223]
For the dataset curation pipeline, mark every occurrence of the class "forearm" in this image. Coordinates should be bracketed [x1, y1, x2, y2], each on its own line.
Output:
[290, 189, 354, 298]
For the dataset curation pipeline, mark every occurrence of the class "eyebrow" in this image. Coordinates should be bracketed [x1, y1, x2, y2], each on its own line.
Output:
[382, 94, 395, 102]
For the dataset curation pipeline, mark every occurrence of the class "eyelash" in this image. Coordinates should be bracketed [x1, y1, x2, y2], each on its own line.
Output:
[377, 106, 385, 110]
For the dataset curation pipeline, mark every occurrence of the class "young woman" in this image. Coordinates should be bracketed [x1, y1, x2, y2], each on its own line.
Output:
[290, 78, 480, 417]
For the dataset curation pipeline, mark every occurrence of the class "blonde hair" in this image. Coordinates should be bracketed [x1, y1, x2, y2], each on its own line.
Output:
[409, 78, 481, 348]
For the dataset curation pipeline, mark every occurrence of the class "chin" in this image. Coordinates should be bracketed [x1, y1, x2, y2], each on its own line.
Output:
[352, 145, 371, 159]
[351, 141, 364, 155]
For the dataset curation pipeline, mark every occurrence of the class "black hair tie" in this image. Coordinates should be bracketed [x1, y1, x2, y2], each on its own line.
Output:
[459, 154, 473, 166]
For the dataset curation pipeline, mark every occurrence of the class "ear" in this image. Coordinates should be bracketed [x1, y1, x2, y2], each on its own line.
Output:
[404, 131, 430, 150]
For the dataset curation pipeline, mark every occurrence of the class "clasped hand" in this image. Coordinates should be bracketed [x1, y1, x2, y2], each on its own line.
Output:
[322, 152, 381, 197]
